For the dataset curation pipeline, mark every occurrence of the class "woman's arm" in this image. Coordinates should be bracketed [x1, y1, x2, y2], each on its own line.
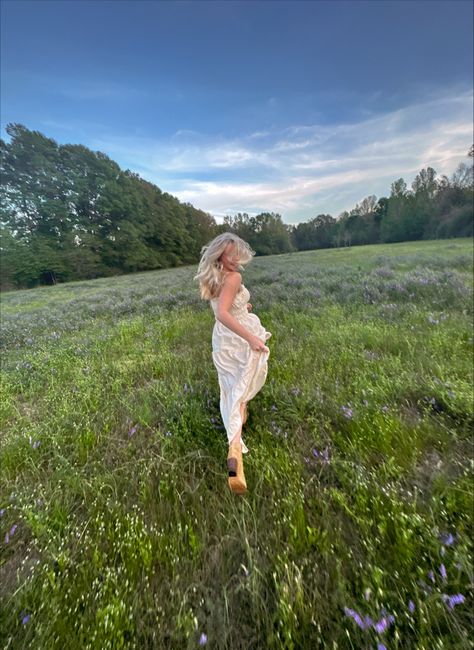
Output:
[216, 272, 253, 343]
[216, 272, 269, 352]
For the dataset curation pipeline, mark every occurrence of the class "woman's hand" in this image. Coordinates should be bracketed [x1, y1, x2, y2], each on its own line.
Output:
[248, 334, 270, 353]
[246, 303, 252, 311]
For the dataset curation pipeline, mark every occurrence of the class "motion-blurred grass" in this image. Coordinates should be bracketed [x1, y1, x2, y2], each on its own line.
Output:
[1, 238, 472, 649]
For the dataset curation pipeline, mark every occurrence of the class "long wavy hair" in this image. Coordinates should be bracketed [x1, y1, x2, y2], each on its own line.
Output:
[193, 232, 255, 300]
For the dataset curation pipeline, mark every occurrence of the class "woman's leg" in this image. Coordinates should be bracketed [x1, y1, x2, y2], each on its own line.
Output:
[242, 401, 248, 424]
[228, 402, 248, 494]
[230, 402, 247, 445]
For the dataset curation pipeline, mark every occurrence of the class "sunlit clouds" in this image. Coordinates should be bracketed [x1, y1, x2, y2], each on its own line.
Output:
[87, 85, 472, 223]
[3, 0, 472, 224]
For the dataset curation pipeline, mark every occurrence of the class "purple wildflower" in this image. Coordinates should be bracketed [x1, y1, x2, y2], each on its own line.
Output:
[4, 532, 9, 544]
[373, 614, 395, 634]
[374, 617, 389, 634]
[439, 564, 447, 581]
[408, 600, 415, 613]
[344, 607, 364, 629]
[312, 447, 330, 463]
[377, 644, 387, 650]
[271, 421, 282, 435]
[439, 532, 456, 546]
[341, 405, 354, 419]
[9, 524, 17, 536]
[428, 570, 435, 583]
[344, 607, 372, 630]
[0, 509, 5, 517]
[442, 593, 465, 610]
[22, 614, 31, 625]
[128, 425, 137, 437]
[199, 632, 208, 645]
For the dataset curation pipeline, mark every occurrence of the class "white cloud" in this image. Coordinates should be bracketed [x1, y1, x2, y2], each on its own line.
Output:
[88, 84, 472, 222]
[248, 130, 271, 139]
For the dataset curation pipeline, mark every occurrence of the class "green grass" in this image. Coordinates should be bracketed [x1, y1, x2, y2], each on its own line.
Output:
[1, 238, 473, 649]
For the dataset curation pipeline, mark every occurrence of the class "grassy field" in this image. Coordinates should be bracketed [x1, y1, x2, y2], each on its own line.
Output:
[1, 238, 472, 649]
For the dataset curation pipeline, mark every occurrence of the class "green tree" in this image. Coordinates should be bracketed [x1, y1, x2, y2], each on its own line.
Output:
[380, 179, 412, 242]
[292, 214, 336, 250]
[0, 124, 219, 288]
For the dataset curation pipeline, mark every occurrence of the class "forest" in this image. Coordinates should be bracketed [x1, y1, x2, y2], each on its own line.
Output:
[1, 124, 472, 290]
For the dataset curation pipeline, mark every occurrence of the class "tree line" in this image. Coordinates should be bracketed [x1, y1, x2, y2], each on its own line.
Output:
[1, 124, 472, 290]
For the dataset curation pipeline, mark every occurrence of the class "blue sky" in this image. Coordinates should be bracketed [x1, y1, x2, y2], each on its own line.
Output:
[1, 0, 473, 224]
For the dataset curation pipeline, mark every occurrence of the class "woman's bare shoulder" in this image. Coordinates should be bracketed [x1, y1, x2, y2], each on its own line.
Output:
[215, 272, 242, 305]
[211, 272, 242, 302]
[222, 271, 242, 286]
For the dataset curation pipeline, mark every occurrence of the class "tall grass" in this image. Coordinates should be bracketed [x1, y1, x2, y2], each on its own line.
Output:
[1, 239, 472, 649]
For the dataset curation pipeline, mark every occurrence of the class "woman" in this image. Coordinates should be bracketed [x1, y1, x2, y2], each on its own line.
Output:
[194, 233, 272, 495]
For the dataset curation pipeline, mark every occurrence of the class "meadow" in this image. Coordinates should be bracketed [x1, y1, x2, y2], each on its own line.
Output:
[0, 238, 472, 649]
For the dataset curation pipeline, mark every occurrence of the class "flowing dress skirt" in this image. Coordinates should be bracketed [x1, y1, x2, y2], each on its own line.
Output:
[211, 285, 272, 454]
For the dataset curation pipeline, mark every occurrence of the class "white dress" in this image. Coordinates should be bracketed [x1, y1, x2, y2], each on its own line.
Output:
[210, 283, 272, 454]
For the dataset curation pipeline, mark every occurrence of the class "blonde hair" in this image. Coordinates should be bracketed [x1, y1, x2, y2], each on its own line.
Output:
[193, 232, 255, 300]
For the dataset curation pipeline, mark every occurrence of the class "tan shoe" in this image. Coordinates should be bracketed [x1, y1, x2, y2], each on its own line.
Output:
[227, 441, 247, 495]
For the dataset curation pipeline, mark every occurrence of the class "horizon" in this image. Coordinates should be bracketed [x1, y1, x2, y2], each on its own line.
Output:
[1, 0, 473, 224]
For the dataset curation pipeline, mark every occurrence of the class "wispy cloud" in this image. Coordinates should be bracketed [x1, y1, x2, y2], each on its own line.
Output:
[83, 85, 473, 222]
